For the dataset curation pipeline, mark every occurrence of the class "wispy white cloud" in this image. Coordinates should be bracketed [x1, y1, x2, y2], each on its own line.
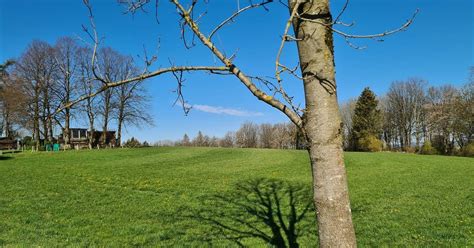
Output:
[190, 104, 264, 117]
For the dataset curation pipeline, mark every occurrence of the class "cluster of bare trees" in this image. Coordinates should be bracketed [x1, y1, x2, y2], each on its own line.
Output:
[0, 38, 151, 149]
[341, 74, 473, 156]
[173, 122, 304, 149]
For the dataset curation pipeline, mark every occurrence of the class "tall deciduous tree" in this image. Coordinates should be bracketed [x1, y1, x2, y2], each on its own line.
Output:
[113, 56, 152, 146]
[236, 122, 258, 148]
[259, 123, 274, 148]
[96, 48, 120, 146]
[288, 1, 357, 244]
[340, 98, 356, 150]
[14, 41, 57, 149]
[455, 79, 474, 148]
[386, 79, 426, 151]
[77, 46, 99, 148]
[0, 61, 28, 138]
[61, 1, 417, 246]
[53, 37, 80, 147]
[193, 131, 205, 147]
[425, 85, 459, 154]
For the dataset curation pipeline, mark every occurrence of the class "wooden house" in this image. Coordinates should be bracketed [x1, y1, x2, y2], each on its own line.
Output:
[0, 137, 18, 150]
[60, 128, 117, 149]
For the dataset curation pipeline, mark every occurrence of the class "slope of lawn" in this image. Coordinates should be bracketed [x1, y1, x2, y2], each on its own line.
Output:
[0, 147, 472, 247]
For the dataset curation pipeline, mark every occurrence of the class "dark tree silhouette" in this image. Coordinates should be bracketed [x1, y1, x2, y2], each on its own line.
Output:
[193, 178, 316, 247]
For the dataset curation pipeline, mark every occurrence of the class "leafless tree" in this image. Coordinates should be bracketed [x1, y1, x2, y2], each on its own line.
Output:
[77, 46, 99, 148]
[271, 122, 296, 149]
[380, 96, 397, 150]
[60, 0, 417, 245]
[425, 85, 460, 154]
[95, 47, 123, 146]
[193, 130, 206, 147]
[339, 98, 356, 150]
[455, 79, 474, 148]
[259, 123, 274, 148]
[113, 55, 153, 146]
[53, 37, 80, 147]
[236, 122, 258, 148]
[14, 41, 57, 149]
[209, 136, 219, 147]
[219, 131, 235, 148]
[386, 79, 426, 150]
[0, 61, 27, 138]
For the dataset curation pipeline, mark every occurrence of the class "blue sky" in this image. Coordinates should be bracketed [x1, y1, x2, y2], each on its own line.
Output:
[1, 0, 472, 143]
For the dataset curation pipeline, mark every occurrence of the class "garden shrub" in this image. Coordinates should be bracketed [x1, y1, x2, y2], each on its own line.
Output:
[358, 135, 382, 152]
[420, 141, 437, 155]
[461, 143, 474, 157]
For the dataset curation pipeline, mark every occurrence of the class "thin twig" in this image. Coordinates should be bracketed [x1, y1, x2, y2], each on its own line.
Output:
[208, 0, 273, 40]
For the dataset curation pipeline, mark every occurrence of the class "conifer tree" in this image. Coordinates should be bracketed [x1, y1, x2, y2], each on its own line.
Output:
[182, 134, 190, 146]
[351, 87, 382, 151]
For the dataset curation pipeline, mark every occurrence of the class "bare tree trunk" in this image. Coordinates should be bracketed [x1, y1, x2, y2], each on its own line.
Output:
[102, 114, 108, 146]
[63, 77, 71, 147]
[33, 91, 40, 150]
[88, 109, 94, 149]
[101, 91, 111, 147]
[48, 115, 53, 142]
[42, 85, 52, 143]
[3, 108, 10, 138]
[42, 114, 48, 142]
[117, 116, 123, 147]
[64, 107, 70, 147]
[116, 87, 125, 146]
[291, 0, 356, 247]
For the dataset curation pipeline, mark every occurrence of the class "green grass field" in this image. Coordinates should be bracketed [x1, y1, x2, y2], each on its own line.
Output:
[0, 147, 473, 247]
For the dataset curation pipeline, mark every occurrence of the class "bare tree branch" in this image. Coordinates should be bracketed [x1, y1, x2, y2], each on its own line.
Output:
[333, 0, 349, 24]
[208, 0, 273, 41]
[297, 8, 419, 40]
[275, 0, 301, 84]
[171, 0, 303, 129]
[55, 65, 229, 115]
[82, 0, 107, 84]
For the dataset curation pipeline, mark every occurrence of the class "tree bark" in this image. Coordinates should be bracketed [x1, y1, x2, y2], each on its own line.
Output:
[87, 107, 95, 149]
[101, 89, 112, 146]
[33, 88, 40, 150]
[63, 77, 71, 148]
[2, 108, 10, 138]
[117, 116, 123, 147]
[102, 112, 108, 146]
[290, 0, 357, 247]
[64, 108, 70, 147]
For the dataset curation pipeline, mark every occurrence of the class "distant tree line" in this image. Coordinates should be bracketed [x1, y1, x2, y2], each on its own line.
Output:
[154, 73, 473, 157]
[154, 122, 306, 149]
[340, 73, 473, 157]
[0, 38, 152, 149]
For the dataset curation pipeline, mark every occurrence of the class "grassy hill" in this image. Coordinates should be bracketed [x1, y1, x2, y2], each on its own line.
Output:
[0, 147, 472, 247]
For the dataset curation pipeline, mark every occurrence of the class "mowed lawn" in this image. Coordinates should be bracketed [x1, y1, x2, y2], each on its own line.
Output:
[0, 147, 473, 247]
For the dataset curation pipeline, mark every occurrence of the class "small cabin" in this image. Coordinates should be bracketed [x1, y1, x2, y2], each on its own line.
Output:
[60, 128, 116, 149]
[0, 137, 18, 150]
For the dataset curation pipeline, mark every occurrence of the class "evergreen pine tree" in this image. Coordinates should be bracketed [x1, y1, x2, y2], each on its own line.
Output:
[182, 134, 190, 146]
[350, 87, 382, 151]
[193, 131, 205, 147]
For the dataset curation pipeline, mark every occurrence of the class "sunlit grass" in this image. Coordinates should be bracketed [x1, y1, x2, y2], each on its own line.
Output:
[0, 147, 472, 246]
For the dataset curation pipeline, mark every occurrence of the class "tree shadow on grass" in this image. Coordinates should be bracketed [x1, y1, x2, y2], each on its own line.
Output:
[192, 178, 317, 247]
[0, 156, 13, 160]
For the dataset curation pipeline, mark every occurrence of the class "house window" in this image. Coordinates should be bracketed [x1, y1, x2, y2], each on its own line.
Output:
[73, 130, 78, 139]
[80, 130, 86, 139]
